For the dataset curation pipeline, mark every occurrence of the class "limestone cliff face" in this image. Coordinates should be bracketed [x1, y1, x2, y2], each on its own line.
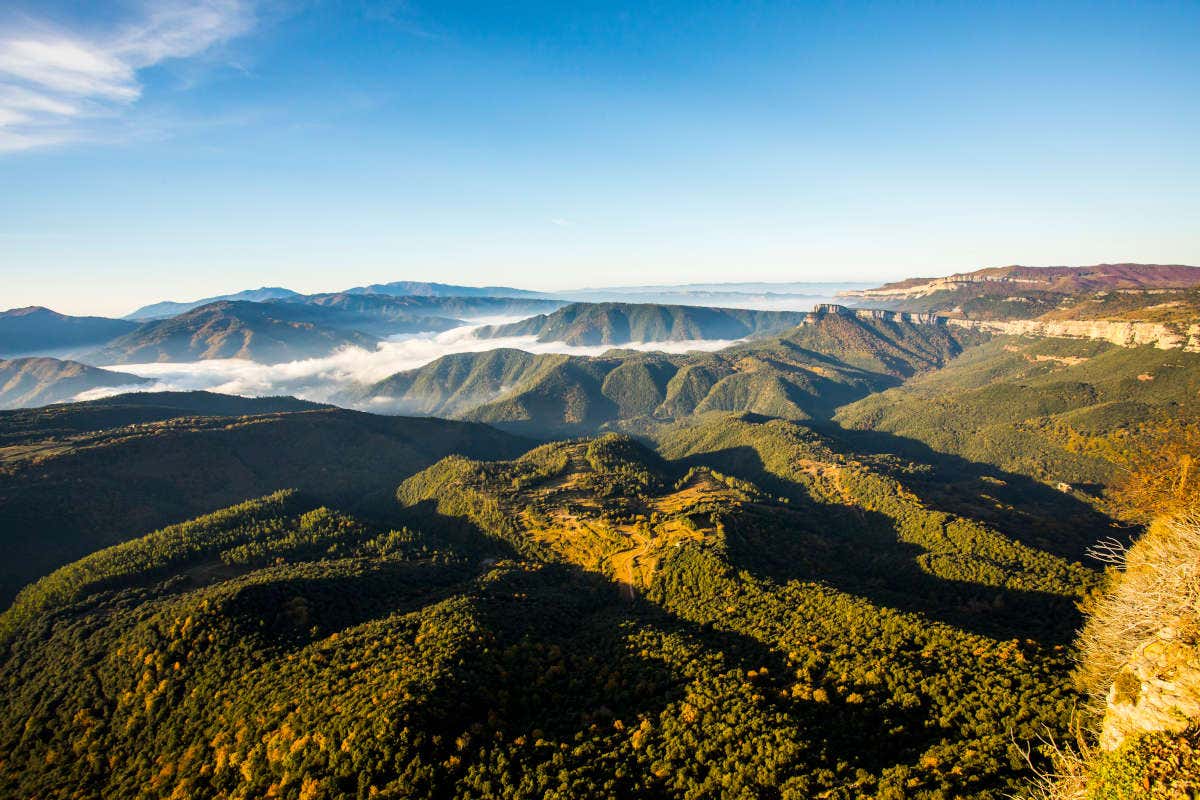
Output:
[806, 303, 1200, 351]
[806, 304, 946, 326]
[1101, 622, 1200, 751]
[946, 317, 1200, 351]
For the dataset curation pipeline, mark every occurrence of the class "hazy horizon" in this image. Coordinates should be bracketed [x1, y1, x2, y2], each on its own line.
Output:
[10, 276, 883, 318]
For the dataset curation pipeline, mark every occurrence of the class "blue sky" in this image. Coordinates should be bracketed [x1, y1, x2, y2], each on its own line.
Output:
[1, 1, 1198, 316]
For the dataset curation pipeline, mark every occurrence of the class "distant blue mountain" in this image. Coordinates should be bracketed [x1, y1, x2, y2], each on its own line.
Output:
[125, 287, 302, 320]
[0, 307, 138, 357]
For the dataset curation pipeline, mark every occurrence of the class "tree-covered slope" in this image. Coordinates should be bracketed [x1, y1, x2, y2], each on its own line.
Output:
[0, 405, 529, 607]
[0, 357, 150, 409]
[474, 302, 807, 345]
[0, 424, 1101, 799]
[834, 336, 1200, 518]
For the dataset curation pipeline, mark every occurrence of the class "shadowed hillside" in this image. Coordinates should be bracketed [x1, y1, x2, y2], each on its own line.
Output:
[0, 402, 530, 606]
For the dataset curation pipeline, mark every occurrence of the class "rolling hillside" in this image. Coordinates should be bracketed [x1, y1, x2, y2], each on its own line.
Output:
[0, 357, 150, 409]
[474, 302, 807, 345]
[0, 306, 138, 357]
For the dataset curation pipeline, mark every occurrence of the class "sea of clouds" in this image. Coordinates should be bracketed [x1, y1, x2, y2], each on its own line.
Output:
[75, 319, 742, 410]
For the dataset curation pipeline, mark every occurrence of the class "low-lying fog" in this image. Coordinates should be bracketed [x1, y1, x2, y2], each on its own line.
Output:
[77, 319, 743, 410]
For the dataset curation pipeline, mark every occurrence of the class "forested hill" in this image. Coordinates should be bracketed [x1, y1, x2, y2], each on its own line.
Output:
[0, 357, 149, 409]
[354, 307, 976, 433]
[473, 302, 808, 345]
[0, 419, 1102, 799]
[0, 402, 530, 606]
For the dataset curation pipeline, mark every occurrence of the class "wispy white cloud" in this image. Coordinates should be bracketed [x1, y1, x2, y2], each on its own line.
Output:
[0, 1, 255, 152]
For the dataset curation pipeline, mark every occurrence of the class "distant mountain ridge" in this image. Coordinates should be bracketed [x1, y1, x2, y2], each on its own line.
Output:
[846, 264, 1200, 300]
[125, 287, 301, 320]
[473, 302, 808, 345]
[343, 280, 552, 298]
[280, 292, 564, 320]
[0, 357, 150, 409]
[0, 306, 138, 357]
[0, 391, 330, 446]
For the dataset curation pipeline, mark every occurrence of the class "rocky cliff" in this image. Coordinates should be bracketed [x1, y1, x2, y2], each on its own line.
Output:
[1037, 515, 1200, 798]
[947, 317, 1200, 351]
[1100, 620, 1200, 752]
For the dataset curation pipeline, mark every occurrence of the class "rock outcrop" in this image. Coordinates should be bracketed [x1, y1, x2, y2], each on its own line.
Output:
[1101, 622, 1200, 751]
[1080, 514, 1200, 754]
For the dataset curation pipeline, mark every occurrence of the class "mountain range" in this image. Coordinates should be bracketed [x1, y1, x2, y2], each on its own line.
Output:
[354, 305, 975, 433]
